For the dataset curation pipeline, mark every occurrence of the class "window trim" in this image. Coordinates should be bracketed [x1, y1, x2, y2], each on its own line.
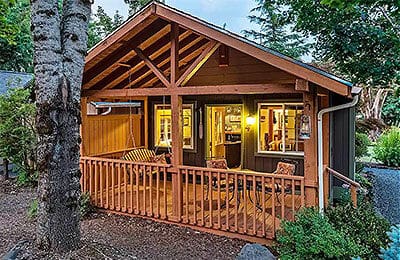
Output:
[257, 102, 305, 156]
[153, 103, 195, 150]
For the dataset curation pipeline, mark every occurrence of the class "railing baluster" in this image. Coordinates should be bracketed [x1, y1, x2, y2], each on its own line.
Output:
[261, 176, 266, 237]
[243, 174, 247, 234]
[192, 170, 197, 225]
[105, 161, 109, 209]
[117, 163, 121, 211]
[129, 163, 133, 213]
[163, 167, 167, 219]
[89, 160, 93, 202]
[217, 171, 221, 229]
[156, 166, 160, 218]
[142, 165, 146, 215]
[99, 162, 103, 207]
[281, 178, 285, 219]
[234, 173, 238, 232]
[111, 162, 115, 210]
[123, 163, 127, 212]
[200, 170, 205, 226]
[252, 176, 256, 235]
[225, 173, 229, 231]
[291, 179, 295, 220]
[185, 169, 189, 223]
[135, 164, 139, 214]
[271, 176, 276, 237]
[208, 170, 213, 228]
[149, 165, 153, 217]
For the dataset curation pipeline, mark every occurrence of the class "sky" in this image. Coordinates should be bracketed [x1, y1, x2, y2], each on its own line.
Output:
[93, 0, 259, 36]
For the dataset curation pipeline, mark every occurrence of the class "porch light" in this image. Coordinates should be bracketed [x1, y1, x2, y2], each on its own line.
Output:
[245, 115, 256, 132]
[299, 114, 311, 139]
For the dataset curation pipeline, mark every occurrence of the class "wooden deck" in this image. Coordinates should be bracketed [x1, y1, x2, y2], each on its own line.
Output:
[80, 157, 305, 241]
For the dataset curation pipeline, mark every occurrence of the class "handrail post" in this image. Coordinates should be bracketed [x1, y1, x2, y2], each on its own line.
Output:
[350, 186, 357, 207]
[323, 165, 329, 208]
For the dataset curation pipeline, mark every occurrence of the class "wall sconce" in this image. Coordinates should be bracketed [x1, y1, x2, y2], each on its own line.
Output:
[245, 115, 256, 132]
[299, 114, 311, 139]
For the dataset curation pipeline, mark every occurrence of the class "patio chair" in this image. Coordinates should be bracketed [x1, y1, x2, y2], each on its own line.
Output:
[205, 158, 235, 201]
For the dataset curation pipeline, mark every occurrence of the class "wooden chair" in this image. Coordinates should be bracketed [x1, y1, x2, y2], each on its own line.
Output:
[122, 148, 167, 180]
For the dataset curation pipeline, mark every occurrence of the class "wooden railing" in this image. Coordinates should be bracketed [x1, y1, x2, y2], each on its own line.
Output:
[178, 166, 305, 239]
[80, 156, 306, 240]
[80, 157, 172, 219]
[326, 167, 361, 207]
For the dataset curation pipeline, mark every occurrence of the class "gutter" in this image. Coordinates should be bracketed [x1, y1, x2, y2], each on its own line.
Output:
[317, 92, 360, 213]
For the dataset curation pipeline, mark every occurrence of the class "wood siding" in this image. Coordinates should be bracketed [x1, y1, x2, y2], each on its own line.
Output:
[83, 114, 143, 156]
[186, 48, 296, 86]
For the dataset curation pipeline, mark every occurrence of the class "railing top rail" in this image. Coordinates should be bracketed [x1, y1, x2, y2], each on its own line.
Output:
[80, 156, 172, 167]
[177, 165, 305, 180]
[326, 167, 361, 188]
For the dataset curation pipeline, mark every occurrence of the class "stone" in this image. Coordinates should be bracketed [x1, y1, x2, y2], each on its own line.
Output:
[236, 243, 276, 260]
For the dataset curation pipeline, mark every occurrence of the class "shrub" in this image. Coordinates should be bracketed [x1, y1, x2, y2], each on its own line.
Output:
[276, 208, 362, 259]
[326, 203, 391, 259]
[355, 132, 371, 158]
[380, 225, 400, 260]
[374, 128, 400, 167]
[80, 192, 92, 218]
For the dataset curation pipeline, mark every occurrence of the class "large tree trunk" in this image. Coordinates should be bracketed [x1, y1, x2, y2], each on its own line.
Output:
[31, 0, 91, 252]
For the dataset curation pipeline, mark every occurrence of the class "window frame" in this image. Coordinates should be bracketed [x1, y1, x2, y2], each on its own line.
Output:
[257, 102, 305, 156]
[153, 103, 195, 150]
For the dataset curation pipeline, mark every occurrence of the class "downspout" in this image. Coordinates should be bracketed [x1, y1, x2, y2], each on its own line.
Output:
[317, 94, 359, 213]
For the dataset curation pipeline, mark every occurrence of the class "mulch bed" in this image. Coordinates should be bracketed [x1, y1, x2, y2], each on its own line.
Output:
[0, 180, 246, 259]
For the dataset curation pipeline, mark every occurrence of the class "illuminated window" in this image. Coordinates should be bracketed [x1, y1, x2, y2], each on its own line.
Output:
[258, 103, 304, 155]
[154, 104, 194, 149]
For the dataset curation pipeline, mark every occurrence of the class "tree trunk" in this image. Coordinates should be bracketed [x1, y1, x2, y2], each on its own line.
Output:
[31, 0, 91, 252]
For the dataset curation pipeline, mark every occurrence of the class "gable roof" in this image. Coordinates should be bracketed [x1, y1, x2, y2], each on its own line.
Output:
[0, 70, 33, 95]
[84, 1, 353, 97]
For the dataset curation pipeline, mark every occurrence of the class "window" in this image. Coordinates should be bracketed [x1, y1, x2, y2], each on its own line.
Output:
[258, 103, 304, 155]
[154, 104, 194, 149]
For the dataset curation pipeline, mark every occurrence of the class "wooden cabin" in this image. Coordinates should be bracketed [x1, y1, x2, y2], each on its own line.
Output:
[80, 2, 361, 242]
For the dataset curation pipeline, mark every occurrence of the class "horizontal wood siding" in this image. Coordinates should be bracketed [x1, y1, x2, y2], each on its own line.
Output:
[186, 48, 297, 86]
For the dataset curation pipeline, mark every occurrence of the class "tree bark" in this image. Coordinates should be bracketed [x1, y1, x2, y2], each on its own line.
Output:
[31, 0, 91, 252]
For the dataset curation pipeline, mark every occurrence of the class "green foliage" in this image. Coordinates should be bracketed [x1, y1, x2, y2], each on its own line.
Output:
[124, 0, 164, 16]
[27, 199, 38, 219]
[264, 0, 400, 88]
[382, 89, 400, 127]
[244, 0, 311, 59]
[374, 128, 400, 167]
[276, 207, 362, 259]
[80, 192, 92, 218]
[326, 203, 391, 259]
[380, 225, 400, 260]
[355, 132, 371, 158]
[0, 0, 32, 72]
[0, 87, 36, 183]
[87, 6, 125, 49]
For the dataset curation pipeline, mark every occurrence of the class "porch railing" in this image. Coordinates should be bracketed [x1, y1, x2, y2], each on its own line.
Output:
[80, 156, 305, 240]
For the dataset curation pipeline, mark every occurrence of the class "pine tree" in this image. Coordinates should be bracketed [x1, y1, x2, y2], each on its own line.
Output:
[244, 0, 310, 59]
[124, 0, 164, 16]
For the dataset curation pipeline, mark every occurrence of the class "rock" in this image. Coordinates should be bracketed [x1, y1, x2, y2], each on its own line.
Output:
[2, 240, 29, 260]
[236, 243, 276, 260]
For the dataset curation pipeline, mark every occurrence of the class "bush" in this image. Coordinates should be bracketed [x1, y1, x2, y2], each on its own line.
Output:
[0, 87, 36, 183]
[326, 203, 391, 259]
[355, 132, 371, 158]
[80, 192, 92, 218]
[276, 208, 362, 259]
[380, 225, 400, 260]
[374, 128, 400, 167]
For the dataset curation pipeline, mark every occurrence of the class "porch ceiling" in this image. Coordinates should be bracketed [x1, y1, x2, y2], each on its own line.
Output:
[82, 1, 354, 97]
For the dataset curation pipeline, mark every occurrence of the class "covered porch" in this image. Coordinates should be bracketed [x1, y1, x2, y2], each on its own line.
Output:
[79, 2, 359, 242]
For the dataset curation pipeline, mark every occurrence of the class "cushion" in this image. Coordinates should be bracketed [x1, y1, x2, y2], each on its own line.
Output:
[275, 162, 295, 176]
[206, 159, 228, 169]
[149, 153, 167, 164]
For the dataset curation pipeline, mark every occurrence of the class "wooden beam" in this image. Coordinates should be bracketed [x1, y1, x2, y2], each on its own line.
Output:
[82, 84, 298, 98]
[85, 5, 156, 66]
[134, 47, 171, 88]
[170, 22, 179, 87]
[176, 40, 220, 87]
[171, 94, 183, 218]
[295, 79, 309, 92]
[155, 4, 350, 96]
[80, 97, 88, 156]
[303, 90, 318, 207]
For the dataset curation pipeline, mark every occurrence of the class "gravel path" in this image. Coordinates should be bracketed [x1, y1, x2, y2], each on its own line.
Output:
[365, 167, 400, 225]
[0, 181, 246, 259]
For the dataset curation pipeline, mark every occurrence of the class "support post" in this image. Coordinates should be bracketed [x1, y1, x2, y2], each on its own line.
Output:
[303, 91, 318, 207]
[320, 89, 330, 207]
[143, 97, 149, 148]
[171, 94, 183, 220]
[80, 97, 88, 156]
[170, 22, 179, 87]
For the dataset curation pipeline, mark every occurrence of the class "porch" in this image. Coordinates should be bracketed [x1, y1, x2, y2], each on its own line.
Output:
[80, 156, 305, 240]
